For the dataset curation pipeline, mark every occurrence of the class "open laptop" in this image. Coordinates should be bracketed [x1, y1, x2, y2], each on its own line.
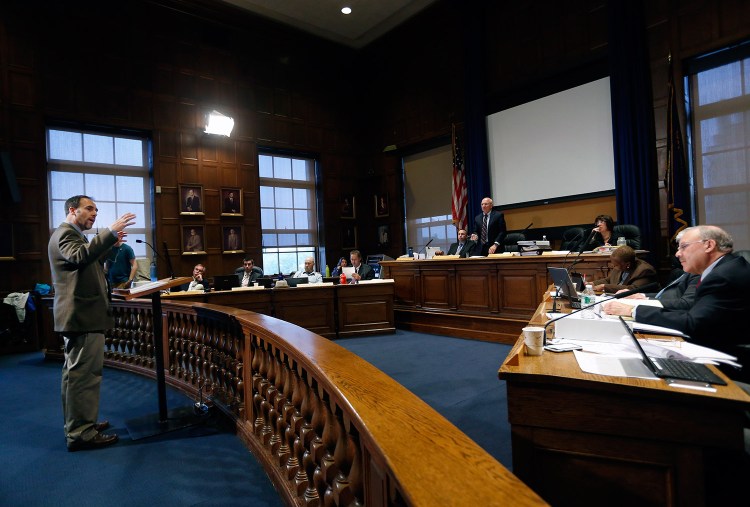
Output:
[285, 277, 309, 288]
[255, 277, 274, 288]
[548, 266, 581, 309]
[617, 317, 726, 385]
[213, 274, 240, 291]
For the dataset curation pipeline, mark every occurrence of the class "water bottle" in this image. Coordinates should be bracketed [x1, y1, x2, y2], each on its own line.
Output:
[617, 237, 627, 247]
[150, 262, 157, 281]
[339, 273, 346, 285]
[325, 265, 330, 277]
[542, 235, 547, 241]
[407, 246, 414, 257]
[581, 284, 596, 319]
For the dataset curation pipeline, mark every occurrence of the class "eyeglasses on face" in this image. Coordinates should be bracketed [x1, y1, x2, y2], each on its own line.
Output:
[677, 239, 706, 251]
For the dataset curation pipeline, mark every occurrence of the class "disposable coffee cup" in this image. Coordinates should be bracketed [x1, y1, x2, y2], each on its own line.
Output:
[523, 326, 545, 356]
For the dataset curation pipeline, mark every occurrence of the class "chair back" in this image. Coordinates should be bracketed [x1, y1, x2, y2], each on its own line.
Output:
[561, 227, 586, 251]
[612, 224, 642, 249]
[502, 233, 526, 253]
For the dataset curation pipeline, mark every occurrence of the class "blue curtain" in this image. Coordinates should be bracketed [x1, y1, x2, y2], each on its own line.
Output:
[608, 0, 661, 262]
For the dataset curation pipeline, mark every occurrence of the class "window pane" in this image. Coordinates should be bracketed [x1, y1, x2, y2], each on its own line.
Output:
[263, 233, 278, 247]
[697, 62, 742, 105]
[293, 188, 308, 208]
[294, 209, 309, 228]
[85, 173, 116, 201]
[50, 171, 84, 199]
[278, 251, 297, 273]
[274, 157, 292, 180]
[48, 130, 82, 161]
[117, 175, 145, 201]
[275, 187, 293, 208]
[701, 150, 747, 188]
[296, 233, 311, 244]
[278, 233, 296, 246]
[114, 138, 144, 166]
[83, 134, 114, 164]
[94, 201, 116, 230]
[120, 203, 146, 228]
[128, 233, 147, 257]
[260, 186, 275, 207]
[51, 201, 67, 226]
[292, 159, 309, 181]
[262, 254, 279, 275]
[276, 209, 294, 229]
[261, 208, 276, 229]
[259, 155, 274, 178]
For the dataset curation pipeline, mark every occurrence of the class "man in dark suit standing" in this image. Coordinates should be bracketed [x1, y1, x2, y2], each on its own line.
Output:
[48, 195, 135, 451]
[350, 250, 375, 282]
[223, 191, 238, 213]
[604, 225, 750, 377]
[185, 189, 201, 212]
[473, 197, 507, 256]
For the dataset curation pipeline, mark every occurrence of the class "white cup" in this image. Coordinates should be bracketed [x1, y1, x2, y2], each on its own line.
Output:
[523, 326, 545, 356]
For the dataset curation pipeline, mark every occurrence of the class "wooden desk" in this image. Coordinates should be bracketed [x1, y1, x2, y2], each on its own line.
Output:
[498, 293, 750, 506]
[380, 253, 618, 343]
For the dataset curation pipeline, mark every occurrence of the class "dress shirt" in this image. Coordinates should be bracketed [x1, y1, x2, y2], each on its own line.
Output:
[293, 270, 323, 283]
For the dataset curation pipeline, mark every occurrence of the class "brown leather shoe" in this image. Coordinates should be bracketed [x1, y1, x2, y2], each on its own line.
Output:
[94, 420, 110, 432]
[67, 432, 119, 452]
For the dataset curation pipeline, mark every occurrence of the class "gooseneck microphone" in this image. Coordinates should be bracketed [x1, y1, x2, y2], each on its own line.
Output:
[136, 239, 159, 257]
[418, 238, 434, 256]
[543, 282, 658, 344]
[579, 227, 598, 253]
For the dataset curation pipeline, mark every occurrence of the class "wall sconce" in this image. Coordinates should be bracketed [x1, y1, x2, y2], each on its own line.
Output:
[204, 110, 234, 137]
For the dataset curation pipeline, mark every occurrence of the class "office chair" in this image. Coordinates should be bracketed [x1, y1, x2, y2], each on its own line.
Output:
[561, 227, 586, 251]
[502, 232, 526, 253]
[612, 224, 642, 249]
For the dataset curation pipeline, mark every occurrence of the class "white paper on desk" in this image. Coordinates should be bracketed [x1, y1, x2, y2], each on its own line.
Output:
[631, 322, 688, 338]
[642, 339, 738, 365]
[573, 350, 658, 380]
[608, 298, 663, 308]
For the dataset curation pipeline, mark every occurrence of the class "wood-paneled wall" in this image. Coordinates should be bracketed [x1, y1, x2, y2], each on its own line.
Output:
[2, 0, 750, 295]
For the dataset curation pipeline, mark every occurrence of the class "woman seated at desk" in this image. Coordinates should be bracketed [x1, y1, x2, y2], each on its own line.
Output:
[332, 257, 348, 277]
[591, 245, 657, 293]
[582, 214, 615, 250]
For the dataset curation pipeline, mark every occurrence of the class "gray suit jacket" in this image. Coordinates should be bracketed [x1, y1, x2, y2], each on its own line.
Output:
[48, 223, 117, 333]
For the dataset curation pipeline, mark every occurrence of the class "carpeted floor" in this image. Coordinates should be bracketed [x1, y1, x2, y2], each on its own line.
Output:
[0, 329, 513, 505]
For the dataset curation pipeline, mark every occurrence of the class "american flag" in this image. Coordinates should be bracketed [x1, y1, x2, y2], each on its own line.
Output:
[451, 124, 468, 231]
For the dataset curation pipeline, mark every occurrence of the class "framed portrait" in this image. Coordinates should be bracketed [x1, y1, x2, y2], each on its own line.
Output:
[222, 226, 244, 254]
[182, 225, 207, 255]
[341, 195, 355, 219]
[374, 193, 389, 218]
[377, 225, 390, 247]
[0, 223, 14, 261]
[342, 225, 357, 249]
[179, 184, 205, 215]
[220, 187, 243, 216]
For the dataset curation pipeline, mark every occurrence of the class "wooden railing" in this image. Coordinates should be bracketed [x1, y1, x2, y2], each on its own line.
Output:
[102, 299, 545, 506]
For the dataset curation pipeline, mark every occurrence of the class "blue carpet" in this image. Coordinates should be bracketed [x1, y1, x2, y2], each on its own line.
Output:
[336, 330, 514, 469]
[0, 352, 283, 507]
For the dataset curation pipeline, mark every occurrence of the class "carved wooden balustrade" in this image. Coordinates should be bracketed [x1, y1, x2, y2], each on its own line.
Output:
[102, 299, 545, 507]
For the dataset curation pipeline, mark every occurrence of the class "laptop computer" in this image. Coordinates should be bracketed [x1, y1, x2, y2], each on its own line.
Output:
[617, 317, 726, 385]
[285, 277, 309, 288]
[213, 274, 240, 291]
[255, 277, 274, 288]
[548, 266, 582, 309]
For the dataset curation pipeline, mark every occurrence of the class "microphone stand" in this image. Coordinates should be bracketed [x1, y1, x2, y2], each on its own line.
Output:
[417, 238, 434, 258]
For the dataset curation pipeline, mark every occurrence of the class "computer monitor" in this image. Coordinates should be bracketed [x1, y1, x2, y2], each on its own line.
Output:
[285, 277, 309, 287]
[255, 278, 274, 288]
[213, 274, 240, 291]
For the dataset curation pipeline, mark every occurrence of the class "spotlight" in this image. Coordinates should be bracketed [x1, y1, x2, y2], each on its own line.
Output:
[204, 110, 234, 137]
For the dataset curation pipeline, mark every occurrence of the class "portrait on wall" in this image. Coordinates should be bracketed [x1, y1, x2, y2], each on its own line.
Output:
[341, 195, 355, 219]
[374, 193, 389, 218]
[182, 225, 206, 255]
[0, 223, 14, 261]
[377, 225, 390, 247]
[222, 226, 244, 254]
[220, 187, 243, 216]
[342, 225, 357, 249]
[179, 184, 205, 215]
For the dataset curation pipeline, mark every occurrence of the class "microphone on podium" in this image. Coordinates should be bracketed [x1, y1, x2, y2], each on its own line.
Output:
[579, 227, 598, 253]
[543, 282, 658, 344]
[417, 238, 434, 257]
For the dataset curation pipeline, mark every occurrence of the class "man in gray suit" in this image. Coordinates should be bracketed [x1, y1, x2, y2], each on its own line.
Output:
[49, 195, 135, 451]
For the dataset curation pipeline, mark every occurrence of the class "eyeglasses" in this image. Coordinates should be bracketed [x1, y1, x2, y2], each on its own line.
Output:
[677, 239, 706, 251]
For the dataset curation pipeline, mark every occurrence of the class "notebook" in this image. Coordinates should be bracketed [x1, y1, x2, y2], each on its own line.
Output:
[617, 317, 726, 385]
[213, 275, 240, 291]
[548, 266, 581, 309]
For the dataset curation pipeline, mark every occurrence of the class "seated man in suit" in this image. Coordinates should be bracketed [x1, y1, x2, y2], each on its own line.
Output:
[590, 245, 658, 293]
[293, 256, 323, 283]
[434, 229, 476, 258]
[472, 197, 507, 256]
[181, 263, 207, 291]
[234, 256, 262, 287]
[350, 249, 375, 282]
[604, 226, 750, 377]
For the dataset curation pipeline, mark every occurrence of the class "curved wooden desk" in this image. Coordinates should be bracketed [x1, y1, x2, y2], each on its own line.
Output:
[499, 291, 750, 506]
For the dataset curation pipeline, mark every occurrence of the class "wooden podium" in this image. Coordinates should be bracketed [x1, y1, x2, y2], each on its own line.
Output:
[112, 277, 198, 439]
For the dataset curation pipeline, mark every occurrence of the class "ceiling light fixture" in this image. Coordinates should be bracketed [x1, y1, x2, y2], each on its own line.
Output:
[341, 7, 352, 15]
[204, 110, 234, 137]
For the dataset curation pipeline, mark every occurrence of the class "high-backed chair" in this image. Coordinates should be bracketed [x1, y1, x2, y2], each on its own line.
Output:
[502, 232, 526, 253]
[561, 227, 587, 251]
[612, 224, 641, 250]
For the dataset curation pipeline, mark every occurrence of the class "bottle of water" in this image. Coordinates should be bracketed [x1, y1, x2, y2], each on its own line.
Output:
[150, 262, 157, 281]
[325, 265, 330, 277]
[581, 284, 596, 319]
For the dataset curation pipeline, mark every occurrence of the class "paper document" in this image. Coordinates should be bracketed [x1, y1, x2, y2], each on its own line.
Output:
[573, 350, 657, 380]
[631, 322, 688, 338]
[609, 298, 663, 308]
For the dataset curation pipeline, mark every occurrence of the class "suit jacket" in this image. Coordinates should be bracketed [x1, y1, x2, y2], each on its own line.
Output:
[223, 197, 238, 213]
[353, 263, 375, 280]
[48, 223, 117, 333]
[185, 195, 201, 212]
[636, 254, 750, 356]
[651, 272, 699, 310]
[447, 240, 477, 258]
[473, 210, 507, 254]
[235, 266, 262, 285]
[591, 258, 658, 293]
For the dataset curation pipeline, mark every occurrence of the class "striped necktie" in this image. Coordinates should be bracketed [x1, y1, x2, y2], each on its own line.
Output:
[481, 214, 488, 244]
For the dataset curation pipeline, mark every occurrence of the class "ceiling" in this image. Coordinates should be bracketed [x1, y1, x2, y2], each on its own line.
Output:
[219, 0, 437, 49]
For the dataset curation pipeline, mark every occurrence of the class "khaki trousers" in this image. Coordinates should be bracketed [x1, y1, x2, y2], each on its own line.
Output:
[61, 332, 104, 444]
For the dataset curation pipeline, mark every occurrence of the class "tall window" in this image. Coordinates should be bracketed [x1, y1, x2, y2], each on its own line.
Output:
[47, 128, 152, 257]
[687, 45, 750, 249]
[259, 153, 319, 275]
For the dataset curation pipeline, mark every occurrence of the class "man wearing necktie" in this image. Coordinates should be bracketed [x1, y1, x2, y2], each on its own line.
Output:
[435, 229, 477, 258]
[48, 195, 136, 451]
[473, 197, 507, 256]
[293, 256, 323, 283]
[235, 256, 261, 286]
[349, 250, 375, 282]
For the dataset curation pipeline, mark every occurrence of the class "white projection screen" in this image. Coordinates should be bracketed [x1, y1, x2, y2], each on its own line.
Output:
[486, 77, 615, 207]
